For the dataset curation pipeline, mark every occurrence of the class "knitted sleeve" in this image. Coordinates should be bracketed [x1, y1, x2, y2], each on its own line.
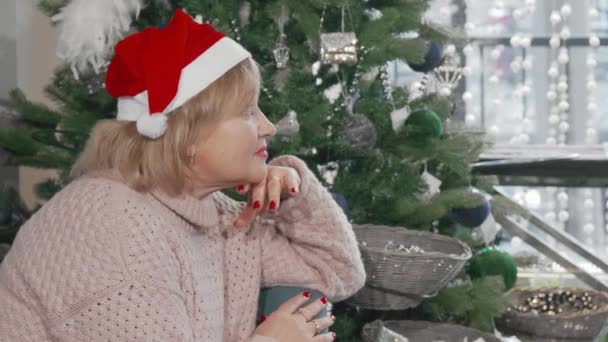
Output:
[30, 179, 197, 341]
[256, 155, 366, 302]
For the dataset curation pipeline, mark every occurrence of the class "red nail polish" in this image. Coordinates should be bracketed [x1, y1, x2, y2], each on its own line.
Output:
[303, 291, 311, 298]
[237, 185, 245, 192]
[260, 314, 267, 322]
[320, 297, 328, 304]
[291, 187, 297, 193]
[253, 201, 261, 209]
[269, 201, 277, 210]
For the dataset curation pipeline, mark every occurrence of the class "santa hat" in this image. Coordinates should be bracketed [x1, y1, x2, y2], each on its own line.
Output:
[106, 9, 251, 139]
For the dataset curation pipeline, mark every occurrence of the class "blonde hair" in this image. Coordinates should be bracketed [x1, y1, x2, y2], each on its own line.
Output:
[71, 58, 261, 196]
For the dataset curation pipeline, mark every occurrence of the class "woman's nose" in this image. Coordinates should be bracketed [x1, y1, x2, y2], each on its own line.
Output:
[258, 112, 276, 137]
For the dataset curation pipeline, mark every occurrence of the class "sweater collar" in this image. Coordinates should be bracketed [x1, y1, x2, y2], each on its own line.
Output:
[150, 190, 219, 229]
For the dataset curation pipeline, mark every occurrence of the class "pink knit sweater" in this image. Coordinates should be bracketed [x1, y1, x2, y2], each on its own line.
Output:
[0, 155, 366, 341]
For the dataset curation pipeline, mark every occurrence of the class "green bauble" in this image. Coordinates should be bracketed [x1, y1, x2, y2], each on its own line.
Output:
[466, 246, 518, 291]
[402, 109, 443, 145]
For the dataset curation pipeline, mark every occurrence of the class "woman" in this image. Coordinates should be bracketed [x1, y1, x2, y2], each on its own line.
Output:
[0, 9, 366, 342]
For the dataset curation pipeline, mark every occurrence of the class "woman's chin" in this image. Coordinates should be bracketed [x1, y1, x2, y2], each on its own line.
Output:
[245, 164, 268, 184]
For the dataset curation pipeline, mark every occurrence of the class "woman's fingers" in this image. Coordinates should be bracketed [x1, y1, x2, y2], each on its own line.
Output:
[234, 179, 266, 227]
[233, 166, 301, 227]
[276, 291, 313, 316]
[236, 184, 250, 194]
[266, 176, 282, 211]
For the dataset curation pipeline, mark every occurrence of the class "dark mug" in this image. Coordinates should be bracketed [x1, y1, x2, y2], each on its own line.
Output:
[258, 286, 330, 334]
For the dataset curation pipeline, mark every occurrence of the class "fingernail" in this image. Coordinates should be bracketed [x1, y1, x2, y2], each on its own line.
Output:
[291, 187, 297, 193]
[303, 291, 311, 298]
[237, 185, 245, 192]
[320, 297, 328, 304]
[331, 315, 336, 321]
[332, 332, 336, 339]
[253, 201, 261, 209]
[260, 314, 267, 322]
[269, 201, 277, 210]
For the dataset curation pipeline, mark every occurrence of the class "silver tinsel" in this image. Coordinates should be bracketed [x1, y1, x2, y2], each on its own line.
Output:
[340, 113, 377, 153]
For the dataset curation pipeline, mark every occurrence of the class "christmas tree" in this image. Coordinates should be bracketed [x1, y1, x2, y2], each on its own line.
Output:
[0, 0, 514, 340]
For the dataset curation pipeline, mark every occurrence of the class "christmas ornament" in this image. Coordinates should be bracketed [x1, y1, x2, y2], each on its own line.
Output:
[331, 192, 350, 218]
[402, 109, 443, 145]
[408, 39, 442, 73]
[273, 35, 290, 69]
[390, 106, 411, 131]
[472, 213, 500, 245]
[340, 113, 377, 153]
[467, 246, 517, 291]
[420, 170, 442, 200]
[319, 5, 358, 64]
[53, 0, 143, 78]
[452, 194, 491, 228]
[320, 33, 358, 64]
[323, 83, 343, 104]
[239, 1, 251, 28]
[431, 58, 463, 97]
[275, 110, 300, 137]
[272, 6, 290, 69]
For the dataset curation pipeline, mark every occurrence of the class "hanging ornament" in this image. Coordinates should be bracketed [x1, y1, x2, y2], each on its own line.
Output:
[472, 212, 500, 245]
[340, 113, 377, 153]
[53, 0, 143, 78]
[452, 191, 491, 228]
[407, 39, 442, 73]
[431, 57, 463, 97]
[331, 192, 350, 218]
[273, 6, 290, 69]
[275, 110, 300, 137]
[323, 83, 343, 104]
[402, 108, 443, 145]
[419, 165, 442, 200]
[466, 246, 518, 291]
[239, 1, 251, 28]
[390, 106, 411, 131]
[319, 5, 358, 64]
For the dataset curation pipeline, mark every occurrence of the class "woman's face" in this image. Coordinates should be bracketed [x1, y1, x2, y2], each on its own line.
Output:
[188, 96, 276, 190]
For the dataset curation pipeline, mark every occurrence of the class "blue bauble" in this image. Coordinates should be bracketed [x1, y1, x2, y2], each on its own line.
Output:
[332, 192, 350, 218]
[452, 198, 491, 228]
[408, 39, 442, 73]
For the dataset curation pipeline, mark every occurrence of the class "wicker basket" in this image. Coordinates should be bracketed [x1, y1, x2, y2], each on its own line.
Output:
[361, 319, 500, 342]
[347, 224, 472, 310]
[497, 287, 608, 340]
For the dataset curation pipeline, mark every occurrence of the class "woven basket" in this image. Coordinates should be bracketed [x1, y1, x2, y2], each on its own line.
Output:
[347, 224, 472, 310]
[497, 287, 608, 340]
[361, 320, 501, 342]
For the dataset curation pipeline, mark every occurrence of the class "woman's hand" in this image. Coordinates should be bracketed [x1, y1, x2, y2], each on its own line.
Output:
[254, 292, 336, 342]
[234, 165, 301, 227]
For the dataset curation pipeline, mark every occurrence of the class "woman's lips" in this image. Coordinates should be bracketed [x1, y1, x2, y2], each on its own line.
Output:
[255, 146, 268, 159]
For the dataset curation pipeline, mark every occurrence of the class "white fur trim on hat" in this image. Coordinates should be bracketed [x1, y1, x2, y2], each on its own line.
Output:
[116, 37, 251, 139]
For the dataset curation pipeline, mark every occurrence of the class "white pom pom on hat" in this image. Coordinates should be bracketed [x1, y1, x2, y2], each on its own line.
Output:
[105, 9, 251, 139]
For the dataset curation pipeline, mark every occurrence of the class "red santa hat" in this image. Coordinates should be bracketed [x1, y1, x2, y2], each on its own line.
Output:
[105, 9, 251, 139]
